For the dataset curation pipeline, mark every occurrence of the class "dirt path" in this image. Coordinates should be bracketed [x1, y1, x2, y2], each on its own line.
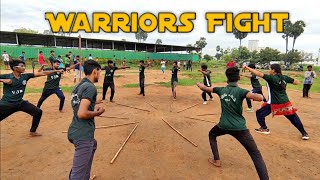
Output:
[1, 69, 320, 179]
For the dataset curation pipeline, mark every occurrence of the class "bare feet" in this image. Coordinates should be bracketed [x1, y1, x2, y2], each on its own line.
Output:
[90, 174, 96, 180]
[208, 158, 221, 167]
[29, 132, 42, 137]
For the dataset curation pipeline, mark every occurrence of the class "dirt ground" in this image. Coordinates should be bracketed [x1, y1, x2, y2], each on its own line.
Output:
[1, 69, 320, 180]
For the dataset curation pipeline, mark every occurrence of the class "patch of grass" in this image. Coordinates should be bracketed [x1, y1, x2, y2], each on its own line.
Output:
[114, 75, 122, 78]
[123, 83, 140, 88]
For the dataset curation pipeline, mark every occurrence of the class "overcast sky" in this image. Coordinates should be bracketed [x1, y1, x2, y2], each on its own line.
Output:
[1, 0, 319, 57]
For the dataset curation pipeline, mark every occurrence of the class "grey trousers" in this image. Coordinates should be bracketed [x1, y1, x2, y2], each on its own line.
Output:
[69, 139, 97, 180]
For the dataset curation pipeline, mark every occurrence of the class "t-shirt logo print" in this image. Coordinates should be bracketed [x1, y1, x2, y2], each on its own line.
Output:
[22, 80, 27, 85]
[221, 93, 237, 102]
[71, 93, 80, 106]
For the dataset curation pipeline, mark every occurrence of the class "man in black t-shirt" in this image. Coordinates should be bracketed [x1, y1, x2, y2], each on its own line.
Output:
[36, 60, 79, 112]
[138, 60, 147, 96]
[102, 60, 130, 102]
[171, 61, 179, 100]
[198, 64, 214, 104]
[0, 60, 63, 136]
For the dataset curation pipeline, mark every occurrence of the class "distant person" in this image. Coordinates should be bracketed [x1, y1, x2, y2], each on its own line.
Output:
[177, 61, 181, 69]
[138, 60, 147, 96]
[64, 54, 71, 71]
[198, 64, 214, 104]
[241, 64, 266, 112]
[160, 59, 166, 78]
[88, 54, 93, 60]
[101, 60, 130, 102]
[122, 58, 127, 66]
[48, 50, 56, 68]
[2, 51, 10, 70]
[38, 51, 45, 65]
[19, 52, 25, 62]
[189, 60, 193, 71]
[57, 55, 65, 69]
[73, 56, 81, 83]
[171, 61, 179, 100]
[303, 65, 317, 98]
[242, 62, 247, 72]
[183, 61, 187, 70]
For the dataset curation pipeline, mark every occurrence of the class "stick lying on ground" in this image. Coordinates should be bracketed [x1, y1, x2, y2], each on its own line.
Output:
[98, 115, 129, 119]
[177, 103, 199, 113]
[185, 117, 215, 123]
[161, 118, 198, 147]
[110, 124, 138, 164]
[144, 100, 157, 110]
[62, 122, 137, 133]
[196, 113, 217, 116]
[115, 102, 151, 112]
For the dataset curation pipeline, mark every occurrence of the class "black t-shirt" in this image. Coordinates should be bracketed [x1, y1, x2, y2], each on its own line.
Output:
[104, 66, 118, 83]
[250, 73, 262, 88]
[139, 65, 145, 78]
[0, 73, 34, 105]
[171, 67, 179, 82]
[43, 68, 64, 90]
[203, 70, 212, 87]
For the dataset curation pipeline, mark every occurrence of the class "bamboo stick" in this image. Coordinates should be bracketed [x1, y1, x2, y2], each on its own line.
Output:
[144, 100, 157, 110]
[185, 117, 215, 123]
[115, 102, 150, 112]
[62, 122, 137, 133]
[161, 118, 197, 147]
[110, 124, 138, 164]
[196, 113, 217, 116]
[98, 116, 129, 119]
[177, 103, 199, 113]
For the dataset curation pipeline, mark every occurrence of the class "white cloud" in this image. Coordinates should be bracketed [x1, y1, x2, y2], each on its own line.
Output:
[1, 0, 319, 56]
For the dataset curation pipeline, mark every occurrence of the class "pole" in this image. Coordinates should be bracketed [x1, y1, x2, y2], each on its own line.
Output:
[78, 35, 82, 80]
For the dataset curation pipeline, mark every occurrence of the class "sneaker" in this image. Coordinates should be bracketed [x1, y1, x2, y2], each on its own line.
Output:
[246, 108, 254, 112]
[255, 128, 270, 135]
[203, 101, 208, 105]
[209, 98, 214, 101]
[302, 134, 310, 140]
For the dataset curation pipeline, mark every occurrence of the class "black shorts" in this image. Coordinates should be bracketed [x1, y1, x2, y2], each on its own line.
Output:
[4, 61, 9, 65]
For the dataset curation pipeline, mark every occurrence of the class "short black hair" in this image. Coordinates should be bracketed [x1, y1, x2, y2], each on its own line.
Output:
[83, 60, 101, 75]
[53, 60, 61, 64]
[248, 63, 256, 69]
[173, 61, 177, 65]
[10, 59, 25, 71]
[76, 55, 80, 58]
[58, 55, 61, 58]
[307, 65, 312, 68]
[50, 50, 54, 53]
[201, 64, 208, 69]
[140, 60, 144, 63]
[108, 60, 113, 64]
[22, 52, 25, 53]
[89, 54, 92, 56]
[69, 51, 72, 53]
[4, 51, 6, 52]
[39, 51, 42, 53]
[225, 67, 240, 82]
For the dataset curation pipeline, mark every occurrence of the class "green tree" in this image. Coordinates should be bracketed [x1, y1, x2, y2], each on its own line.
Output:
[135, 27, 148, 43]
[203, 54, 213, 61]
[287, 50, 302, 64]
[233, 21, 248, 60]
[194, 37, 207, 53]
[282, 20, 292, 55]
[291, 20, 306, 51]
[250, 50, 260, 62]
[43, 30, 53, 35]
[259, 47, 281, 63]
[121, 39, 126, 41]
[155, 39, 162, 44]
[14, 27, 38, 34]
[215, 45, 223, 60]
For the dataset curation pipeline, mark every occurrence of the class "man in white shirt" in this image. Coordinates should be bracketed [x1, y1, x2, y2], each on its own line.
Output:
[303, 65, 317, 98]
[2, 51, 10, 70]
